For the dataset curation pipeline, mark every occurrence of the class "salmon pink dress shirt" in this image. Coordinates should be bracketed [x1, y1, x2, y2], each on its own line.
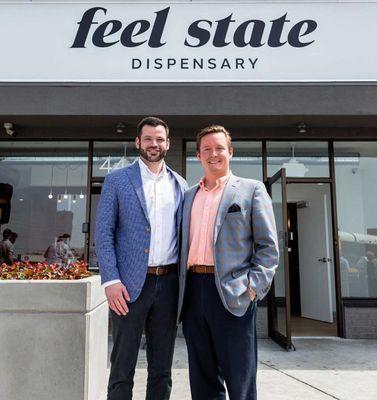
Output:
[187, 173, 231, 267]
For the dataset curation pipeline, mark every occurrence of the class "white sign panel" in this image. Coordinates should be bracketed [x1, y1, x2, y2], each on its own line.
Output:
[0, 2, 376, 82]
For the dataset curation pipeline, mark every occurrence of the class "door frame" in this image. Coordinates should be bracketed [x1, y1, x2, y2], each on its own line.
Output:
[85, 179, 103, 267]
[267, 168, 294, 350]
[287, 180, 334, 324]
[268, 171, 343, 343]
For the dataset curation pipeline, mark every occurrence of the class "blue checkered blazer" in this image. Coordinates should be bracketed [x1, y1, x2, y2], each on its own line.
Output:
[95, 160, 187, 302]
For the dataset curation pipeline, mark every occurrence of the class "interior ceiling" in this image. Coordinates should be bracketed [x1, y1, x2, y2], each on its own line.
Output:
[2, 115, 377, 130]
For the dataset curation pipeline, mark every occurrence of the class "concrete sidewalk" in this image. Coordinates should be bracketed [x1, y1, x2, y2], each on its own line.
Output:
[110, 337, 377, 400]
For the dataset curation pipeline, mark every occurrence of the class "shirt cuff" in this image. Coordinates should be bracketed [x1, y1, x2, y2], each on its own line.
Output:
[102, 279, 121, 289]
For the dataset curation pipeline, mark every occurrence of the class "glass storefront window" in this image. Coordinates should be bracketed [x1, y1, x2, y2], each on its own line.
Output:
[89, 141, 138, 269]
[335, 142, 377, 298]
[92, 141, 138, 177]
[0, 141, 88, 265]
[267, 141, 329, 178]
[186, 141, 262, 187]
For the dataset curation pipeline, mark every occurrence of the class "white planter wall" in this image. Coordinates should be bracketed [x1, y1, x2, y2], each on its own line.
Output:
[0, 275, 108, 400]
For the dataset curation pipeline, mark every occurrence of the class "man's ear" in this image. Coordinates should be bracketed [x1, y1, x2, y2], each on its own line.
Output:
[135, 137, 140, 149]
[196, 151, 201, 161]
[229, 146, 234, 158]
[166, 137, 170, 151]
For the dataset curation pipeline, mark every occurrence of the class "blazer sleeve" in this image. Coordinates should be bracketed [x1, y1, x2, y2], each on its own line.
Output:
[95, 174, 121, 284]
[248, 182, 279, 300]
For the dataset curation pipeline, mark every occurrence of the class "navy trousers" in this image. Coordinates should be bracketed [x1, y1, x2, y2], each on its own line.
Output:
[182, 272, 258, 400]
[107, 271, 178, 400]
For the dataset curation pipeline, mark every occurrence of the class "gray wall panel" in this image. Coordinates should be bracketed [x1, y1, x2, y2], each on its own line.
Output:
[1, 84, 377, 116]
[344, 307, 377, 339]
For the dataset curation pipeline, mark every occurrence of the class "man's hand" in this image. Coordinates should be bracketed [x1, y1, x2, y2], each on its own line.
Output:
[105, 282, 130, 316]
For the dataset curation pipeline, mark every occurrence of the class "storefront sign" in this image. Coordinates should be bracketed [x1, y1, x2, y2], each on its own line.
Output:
[0, 2, 376, 82]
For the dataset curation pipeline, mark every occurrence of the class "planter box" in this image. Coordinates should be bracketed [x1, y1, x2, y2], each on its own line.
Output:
[0, 275, 108, 400]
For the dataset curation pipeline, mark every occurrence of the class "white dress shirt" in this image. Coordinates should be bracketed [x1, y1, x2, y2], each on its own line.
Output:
[103, 158, 179, 289]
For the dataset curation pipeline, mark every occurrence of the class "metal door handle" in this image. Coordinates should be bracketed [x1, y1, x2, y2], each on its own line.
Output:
[318, 257, 332, 263]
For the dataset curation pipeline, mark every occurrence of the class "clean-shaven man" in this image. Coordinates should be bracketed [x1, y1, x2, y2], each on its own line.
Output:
[178, 125, 278, 400]
[95, 117, 187, 400]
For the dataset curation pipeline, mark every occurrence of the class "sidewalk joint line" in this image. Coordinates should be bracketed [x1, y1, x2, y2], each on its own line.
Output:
[260, 361, 342, 400]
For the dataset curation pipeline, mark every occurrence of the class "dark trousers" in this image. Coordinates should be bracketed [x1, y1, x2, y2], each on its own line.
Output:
[108, 271, 178, 400]
[182, 272, 258, 400]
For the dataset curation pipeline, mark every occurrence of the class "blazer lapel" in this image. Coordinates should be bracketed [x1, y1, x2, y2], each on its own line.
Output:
[182, 185, 199, 253]
[214, 175, 239, 243]
[176, 188, 184, 231]
[126, 160, 150, 222]
[167, 166, 185, 229]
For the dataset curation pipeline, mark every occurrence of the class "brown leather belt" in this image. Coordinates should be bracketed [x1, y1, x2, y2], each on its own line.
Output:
[189, 265, 215, 274]
[147, 264, 177, 276]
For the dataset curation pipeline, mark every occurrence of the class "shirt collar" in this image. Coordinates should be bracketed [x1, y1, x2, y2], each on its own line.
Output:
[138, 157, 168, 180]
[199, 172, 231, 192]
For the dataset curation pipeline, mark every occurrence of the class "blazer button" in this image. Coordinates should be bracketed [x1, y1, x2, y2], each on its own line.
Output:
[144, 248, 149, 253]
[146, 227, 150, 232]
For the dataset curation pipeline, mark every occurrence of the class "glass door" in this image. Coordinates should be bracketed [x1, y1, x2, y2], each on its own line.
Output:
[267, 169, 293, 350]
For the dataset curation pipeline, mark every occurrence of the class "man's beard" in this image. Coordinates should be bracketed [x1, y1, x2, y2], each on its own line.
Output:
[139, 147, 167, 163]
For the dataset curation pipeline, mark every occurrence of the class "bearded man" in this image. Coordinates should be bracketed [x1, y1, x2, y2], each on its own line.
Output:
[95, 116, 187, 400]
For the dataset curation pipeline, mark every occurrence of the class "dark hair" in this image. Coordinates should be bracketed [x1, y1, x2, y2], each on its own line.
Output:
[196, 125, 233, 153]
[2, 228, 12, 239]
[61, 233, 71, 239]
[136, 116, 169, 139]
[9, 232, 18, 240]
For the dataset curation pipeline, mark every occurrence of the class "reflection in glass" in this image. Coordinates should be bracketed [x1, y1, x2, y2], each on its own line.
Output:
[271, 179, 287, 337]
[0, 142, 88, 264]
[335, 142, 377, 298]
[93, 141, 138, 177]
[186, 141, 262, 186]
[267, 141, 329, 178]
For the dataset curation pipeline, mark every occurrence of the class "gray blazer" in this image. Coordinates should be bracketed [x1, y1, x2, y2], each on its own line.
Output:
[178, 174, 279, 319]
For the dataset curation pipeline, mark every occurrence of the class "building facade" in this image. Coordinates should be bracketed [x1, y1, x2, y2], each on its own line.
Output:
[1, 0, 377, 348]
